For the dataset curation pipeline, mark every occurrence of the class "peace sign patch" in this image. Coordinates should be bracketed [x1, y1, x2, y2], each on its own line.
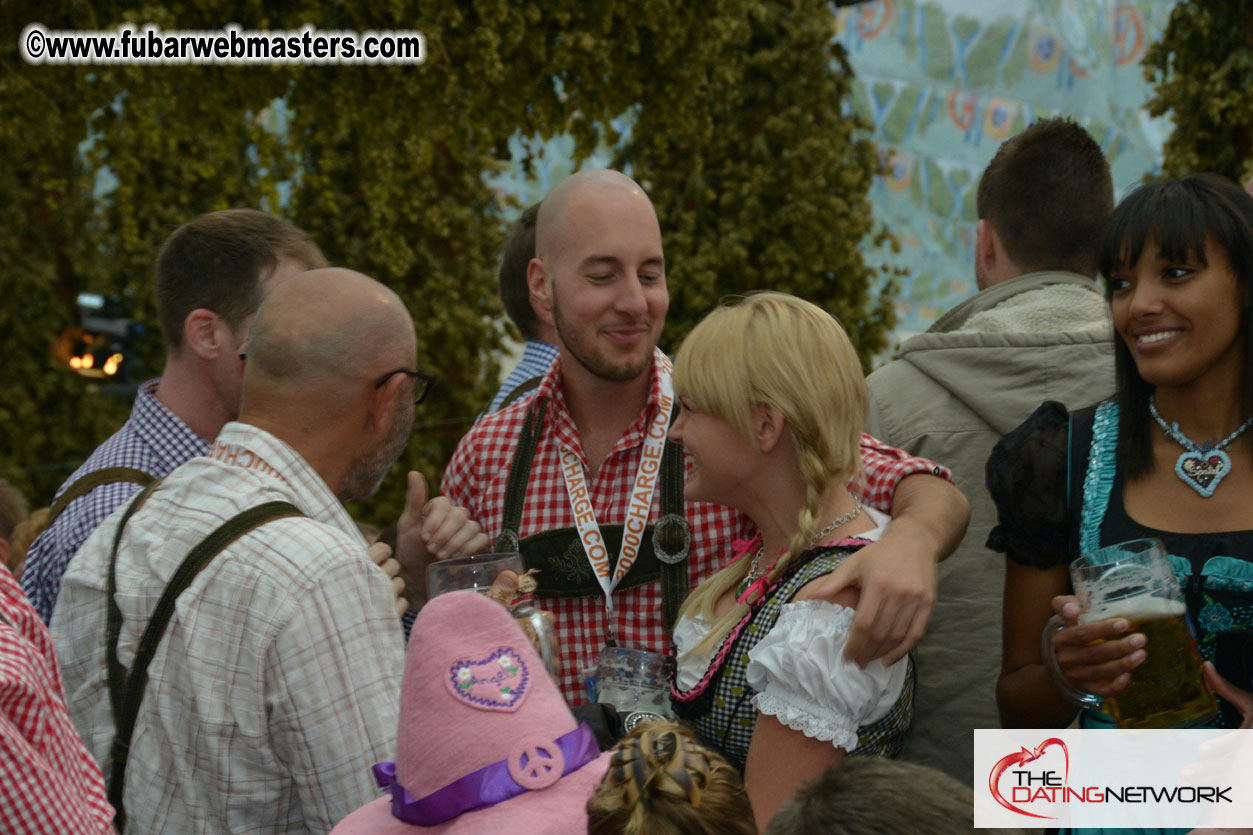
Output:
[507, 737, 565, 790]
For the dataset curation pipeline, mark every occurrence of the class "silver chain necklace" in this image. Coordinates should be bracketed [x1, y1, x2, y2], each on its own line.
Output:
[742, 493, 863, 590]
[1149, 393, 1253, 498]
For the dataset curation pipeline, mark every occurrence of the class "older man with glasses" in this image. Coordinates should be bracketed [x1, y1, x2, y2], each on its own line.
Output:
[53, 268, 488, 835]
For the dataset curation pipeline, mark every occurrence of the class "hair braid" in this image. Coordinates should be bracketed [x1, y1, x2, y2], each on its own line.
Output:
[587, 721, 756, 835]
[768, 443, 834, 586]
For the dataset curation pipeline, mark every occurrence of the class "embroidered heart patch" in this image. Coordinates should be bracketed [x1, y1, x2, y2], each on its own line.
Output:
[445, 647, 530, 712]
[1176, 449, 1231, 498]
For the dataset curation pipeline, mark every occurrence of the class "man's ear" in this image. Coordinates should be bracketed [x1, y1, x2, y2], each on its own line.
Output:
[976, 219, 998, 276]
[182, 308, 228, 361]
[527, 257, 554, 327]
[366, 375, 399, 435]
[753, 402, 786, 454]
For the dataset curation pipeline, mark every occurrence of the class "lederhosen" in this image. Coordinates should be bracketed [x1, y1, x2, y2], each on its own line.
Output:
[491, 395, 692, 635]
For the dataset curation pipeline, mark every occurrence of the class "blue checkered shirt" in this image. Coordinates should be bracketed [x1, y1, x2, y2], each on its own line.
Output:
[486, 340, 558, 414]
[22, 378, 208, 623]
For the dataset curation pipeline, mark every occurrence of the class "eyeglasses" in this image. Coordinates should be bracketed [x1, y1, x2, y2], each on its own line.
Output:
[239, 354, 436, 405]
[375, 368, 437, 405]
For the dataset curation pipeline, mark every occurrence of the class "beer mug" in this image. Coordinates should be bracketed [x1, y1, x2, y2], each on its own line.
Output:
[1041, 538, 1217, 729]
[595, 647, 675, 733]
[426, 552, 524, 597]
[427, 553, 559, 676]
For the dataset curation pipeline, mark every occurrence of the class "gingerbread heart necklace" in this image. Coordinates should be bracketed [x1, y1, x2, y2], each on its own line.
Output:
[1150, 393, 1253, 498]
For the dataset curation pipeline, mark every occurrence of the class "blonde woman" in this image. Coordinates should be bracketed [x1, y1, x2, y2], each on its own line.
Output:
[668, 292, 914, 829]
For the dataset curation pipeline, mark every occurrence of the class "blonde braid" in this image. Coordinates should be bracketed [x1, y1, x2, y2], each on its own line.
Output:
[767, 441, 833, 586]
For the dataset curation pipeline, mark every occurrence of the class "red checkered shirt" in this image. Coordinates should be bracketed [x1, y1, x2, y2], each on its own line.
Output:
[0, 566, 114, 834]
[442, 350, 953, 704]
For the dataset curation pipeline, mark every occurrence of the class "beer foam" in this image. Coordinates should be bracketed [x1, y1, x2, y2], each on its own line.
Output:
[1079, 596, 1185, 624]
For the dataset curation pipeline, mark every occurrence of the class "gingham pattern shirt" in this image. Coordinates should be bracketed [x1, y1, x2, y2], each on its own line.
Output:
[442, 350, 953, 705]
[0, 566, 115, 834]
[486, 339, 559, 414]
[23, 377, 209, 623]
[53, 422, 405, 835]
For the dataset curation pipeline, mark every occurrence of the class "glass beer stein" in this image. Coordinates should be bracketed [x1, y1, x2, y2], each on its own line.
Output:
[427, 553, 559, 677]
[1041, 538, 1217, 729]
[595, 647, 676, 733]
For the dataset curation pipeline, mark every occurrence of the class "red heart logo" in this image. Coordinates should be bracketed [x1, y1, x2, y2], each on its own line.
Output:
[988, 738, 1069, 820]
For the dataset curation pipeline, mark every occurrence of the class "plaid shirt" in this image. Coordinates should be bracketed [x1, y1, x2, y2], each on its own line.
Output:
[486, 340, 559, 414]
[23, 378, 208, 623]
[53, 422, 405, 835]
[442, 350, 953, 704]
[0, 566, 115, 834]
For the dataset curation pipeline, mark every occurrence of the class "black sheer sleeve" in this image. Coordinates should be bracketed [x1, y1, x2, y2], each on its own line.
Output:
[985, 401, 1071, 570]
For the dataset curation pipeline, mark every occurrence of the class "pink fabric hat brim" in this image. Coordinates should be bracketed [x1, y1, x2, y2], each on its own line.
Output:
[330, 750, 612, 834]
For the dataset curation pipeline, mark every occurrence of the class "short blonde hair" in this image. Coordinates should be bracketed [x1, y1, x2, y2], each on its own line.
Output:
[586, 721, 754, 835]
[673, 292, 866, 652]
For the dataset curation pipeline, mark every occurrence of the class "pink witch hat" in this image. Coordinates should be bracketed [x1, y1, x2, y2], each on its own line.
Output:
[331, 591, 611, 834]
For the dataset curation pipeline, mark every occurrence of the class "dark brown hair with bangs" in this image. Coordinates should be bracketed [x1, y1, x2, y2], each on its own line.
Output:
[1098, 173, 1253, 478]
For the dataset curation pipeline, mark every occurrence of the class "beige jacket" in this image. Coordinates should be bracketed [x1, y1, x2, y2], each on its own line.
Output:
[865, 270, 1115, 783]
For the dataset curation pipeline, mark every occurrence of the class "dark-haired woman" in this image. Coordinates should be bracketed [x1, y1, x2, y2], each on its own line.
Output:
[988, 174, 1253, 834]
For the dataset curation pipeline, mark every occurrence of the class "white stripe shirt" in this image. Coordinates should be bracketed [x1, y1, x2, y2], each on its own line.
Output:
[53, 422, 404, 835]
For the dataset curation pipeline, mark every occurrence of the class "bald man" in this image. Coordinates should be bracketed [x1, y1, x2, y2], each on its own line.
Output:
[443, 169, 969, 708]
[53, 269, 487, 835]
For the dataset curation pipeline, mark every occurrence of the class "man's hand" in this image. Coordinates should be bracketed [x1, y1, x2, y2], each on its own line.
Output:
[393, 471, 491, 606]
[367, 541, 409, 618]
[802, 474, 968, 666]
[808, 534, 936, 667]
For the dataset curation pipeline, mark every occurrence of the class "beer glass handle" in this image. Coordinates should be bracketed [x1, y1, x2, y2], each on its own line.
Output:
[1040, 614, 1103, 711]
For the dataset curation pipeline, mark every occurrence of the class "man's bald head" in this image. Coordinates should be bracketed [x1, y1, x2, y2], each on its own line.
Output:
[535, 169, 656, 262]
[244, 268, 416, 395]
[528, 169, 667, 386]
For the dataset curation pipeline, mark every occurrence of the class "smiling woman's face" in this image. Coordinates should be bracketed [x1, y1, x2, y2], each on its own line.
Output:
[1109, 237, 1247, 393]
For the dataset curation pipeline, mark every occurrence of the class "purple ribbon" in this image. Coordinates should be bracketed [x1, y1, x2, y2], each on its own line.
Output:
[372, 723, 600, 826]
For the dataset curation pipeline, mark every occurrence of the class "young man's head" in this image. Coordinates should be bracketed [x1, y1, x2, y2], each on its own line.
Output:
[498, 202, 552, 344]
[974, 117, 1113, 288]
[529, 170, 667, 386]
[154, 209, 327, 427]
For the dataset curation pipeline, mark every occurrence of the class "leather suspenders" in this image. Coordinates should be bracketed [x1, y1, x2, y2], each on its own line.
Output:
[492, 396, 692, 634]
[103, 481, 304, 832]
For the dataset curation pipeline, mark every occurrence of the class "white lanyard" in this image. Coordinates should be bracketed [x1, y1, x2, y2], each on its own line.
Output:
[558, 356, 674, 640]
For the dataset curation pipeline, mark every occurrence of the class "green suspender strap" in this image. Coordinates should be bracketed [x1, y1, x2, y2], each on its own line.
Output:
[493, 396, 692, 635]
[46, 467, 156, 527]
[498, 375, 543, 411]
[104, 483, 304, 832]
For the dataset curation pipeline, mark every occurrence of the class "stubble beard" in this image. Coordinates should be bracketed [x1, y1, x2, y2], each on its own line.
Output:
[339, 399, 415, 502]
[552, 293, 655, 383]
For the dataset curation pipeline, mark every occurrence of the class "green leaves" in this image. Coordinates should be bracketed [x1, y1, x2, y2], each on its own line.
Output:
[1144, 3, 1253, 184]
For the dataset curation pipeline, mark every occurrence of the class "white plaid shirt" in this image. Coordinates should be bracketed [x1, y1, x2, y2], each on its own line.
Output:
[53, 422, 404, 835]
[24, 378, 209, 623]
[442, 350, 953, 704]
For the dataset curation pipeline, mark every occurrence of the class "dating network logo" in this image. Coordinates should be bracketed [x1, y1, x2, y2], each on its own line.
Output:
[977, 729, 1241, 828]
